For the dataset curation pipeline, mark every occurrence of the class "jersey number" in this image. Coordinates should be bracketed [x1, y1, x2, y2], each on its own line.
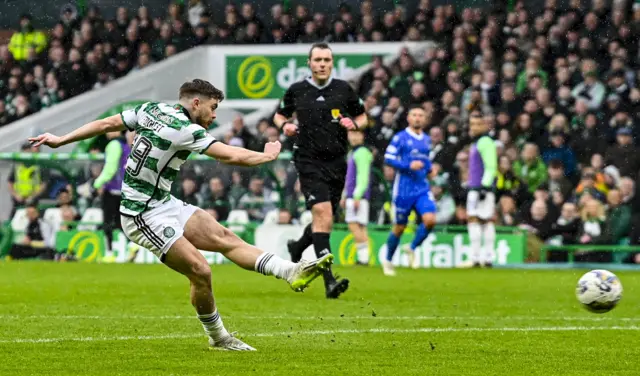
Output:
[127, 137, 152, 177]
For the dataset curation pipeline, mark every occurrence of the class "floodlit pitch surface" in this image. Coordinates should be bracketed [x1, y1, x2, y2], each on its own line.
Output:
[1, 262, 639, 375]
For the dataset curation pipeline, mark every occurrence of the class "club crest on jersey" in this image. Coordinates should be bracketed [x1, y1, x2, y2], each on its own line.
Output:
[163, 227, 176, 238]
[331, 109, 341, 120]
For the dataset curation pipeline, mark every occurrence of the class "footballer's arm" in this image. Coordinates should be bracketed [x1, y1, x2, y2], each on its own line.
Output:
[29, 115, 126, 148]
[205, 141, 281, 167]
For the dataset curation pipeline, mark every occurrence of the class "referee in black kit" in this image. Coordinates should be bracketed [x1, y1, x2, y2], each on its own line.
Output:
[273, 43, 368, 299]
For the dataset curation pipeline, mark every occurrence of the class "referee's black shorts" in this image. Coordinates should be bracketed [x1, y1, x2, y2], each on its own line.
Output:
[295, 156, 346, 214]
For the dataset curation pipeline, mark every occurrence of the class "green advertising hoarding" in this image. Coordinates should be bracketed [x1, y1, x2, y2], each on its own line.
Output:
[53, 226, 526, 267]
[330, 229, 526, 267]
[226, 54, 378, 99]
[56, 230, 106, 262]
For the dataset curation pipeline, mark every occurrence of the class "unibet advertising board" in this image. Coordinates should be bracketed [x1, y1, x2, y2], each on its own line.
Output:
[226, 54, 377, 99]
[253, 225, 526, 267]
[331, 230, 526, 267]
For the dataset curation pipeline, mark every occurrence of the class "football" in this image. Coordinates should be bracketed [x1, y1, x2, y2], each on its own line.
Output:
[575, 269, 623, 314]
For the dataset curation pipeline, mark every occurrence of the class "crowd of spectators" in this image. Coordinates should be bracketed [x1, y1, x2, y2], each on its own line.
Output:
[0, 0, 454, 127]
[329, 0, 640, 263]
[6, 0, 640, 263]
[170, 0, 640, 262]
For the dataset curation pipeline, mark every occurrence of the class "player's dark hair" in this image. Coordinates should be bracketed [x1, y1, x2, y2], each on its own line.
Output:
[408, 104, 425, 112]
[308, 42, 332, 59]
[179, 79, 225, 101]
[469, 110, 483, 119]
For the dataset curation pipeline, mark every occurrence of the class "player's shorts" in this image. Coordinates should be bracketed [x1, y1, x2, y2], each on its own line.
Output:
[393, 191, 436, 225]
[345, 198, 370, 225]
[466, 190, 496, 220]
[121, 196, 198, 262]
[295, 156, 346, 213]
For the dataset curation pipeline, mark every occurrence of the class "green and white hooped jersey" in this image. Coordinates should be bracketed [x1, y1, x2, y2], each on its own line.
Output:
[119, 102, 216, 216]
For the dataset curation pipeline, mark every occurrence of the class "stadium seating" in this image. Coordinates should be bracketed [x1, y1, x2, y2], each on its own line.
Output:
[262, 209, 280, 225]
[78, 208, 103, 231]
[10, 208, 28, 232]
[227, 210, 250, 225]
[299, 211, 313, 227]
[42, 208, 62, 231]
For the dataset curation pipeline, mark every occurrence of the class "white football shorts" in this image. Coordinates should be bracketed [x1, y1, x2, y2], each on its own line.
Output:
[345, 198, 370, 225]
[466, 190, 496, 220]
[121, 196, 198, 261]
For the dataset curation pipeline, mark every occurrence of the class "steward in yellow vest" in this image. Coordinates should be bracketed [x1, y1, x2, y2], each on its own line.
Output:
[8, 15, 47, 61]
[8, 143, 48, 214]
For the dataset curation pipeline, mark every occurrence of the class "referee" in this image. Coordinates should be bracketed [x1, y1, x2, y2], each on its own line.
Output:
[273, 42, 368, 299]
[93, 130, 131, 262]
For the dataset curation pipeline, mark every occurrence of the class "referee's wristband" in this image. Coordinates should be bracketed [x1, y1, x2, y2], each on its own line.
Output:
[279, 120, 295, 129]
[342, 116, 359, 130]
[352, 118, 359, 130]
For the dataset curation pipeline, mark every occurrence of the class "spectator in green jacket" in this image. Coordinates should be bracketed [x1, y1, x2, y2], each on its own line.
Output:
[513, 143, 548, 194]
[605, 189, 631, 244]
[516, 57, 548, 95]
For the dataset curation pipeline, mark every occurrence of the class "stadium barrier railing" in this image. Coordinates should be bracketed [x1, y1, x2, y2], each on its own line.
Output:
[540, 244, 640, 263]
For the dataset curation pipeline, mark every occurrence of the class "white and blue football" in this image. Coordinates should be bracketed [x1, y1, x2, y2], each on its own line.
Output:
[575, 269, 623, 314]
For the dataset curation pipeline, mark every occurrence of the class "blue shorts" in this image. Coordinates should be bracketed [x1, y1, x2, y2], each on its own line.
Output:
[393, 191, 436, 225]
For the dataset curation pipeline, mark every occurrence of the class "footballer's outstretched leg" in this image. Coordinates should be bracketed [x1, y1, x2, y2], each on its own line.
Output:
[161, 209, 333, 351]
[184, 209, 332, 292]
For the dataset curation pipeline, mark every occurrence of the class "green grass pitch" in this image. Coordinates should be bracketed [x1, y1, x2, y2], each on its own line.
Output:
[1, 262, 639, 375]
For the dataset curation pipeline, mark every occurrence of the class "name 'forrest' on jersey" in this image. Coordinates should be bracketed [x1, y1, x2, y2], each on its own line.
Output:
[118, 101, 217, 216]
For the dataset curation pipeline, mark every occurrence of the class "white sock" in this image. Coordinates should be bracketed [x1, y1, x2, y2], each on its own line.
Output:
[483, 222, 496, 264]
[468, 222, 482, 263]
[197, 310, 229, 341]
[356, 242, 369, 263]
[255, 252, 296, 280]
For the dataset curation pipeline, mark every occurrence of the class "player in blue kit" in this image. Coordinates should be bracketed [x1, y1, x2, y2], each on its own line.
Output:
[382, 106, 436, 276]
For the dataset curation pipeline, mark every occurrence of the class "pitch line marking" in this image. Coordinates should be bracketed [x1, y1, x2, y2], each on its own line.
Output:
[0, 326, 639, 344]
[1, 315, 639, 322]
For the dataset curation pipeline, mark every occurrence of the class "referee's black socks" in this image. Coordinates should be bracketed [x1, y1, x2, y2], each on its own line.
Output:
[294, 224, 314, 250]
[312, 232, 337, 285]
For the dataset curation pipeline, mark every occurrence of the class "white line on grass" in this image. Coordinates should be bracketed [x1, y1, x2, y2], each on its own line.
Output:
[0, 326, 639, 344]
[1, 314, 640, 322]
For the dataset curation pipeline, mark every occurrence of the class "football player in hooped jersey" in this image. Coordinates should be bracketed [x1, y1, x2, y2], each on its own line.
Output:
[382, 106, 437, 276]
[29, 79, 334, 351]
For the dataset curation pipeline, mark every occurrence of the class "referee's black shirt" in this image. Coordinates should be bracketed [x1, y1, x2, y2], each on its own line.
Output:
[276, 77, 366, 161]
